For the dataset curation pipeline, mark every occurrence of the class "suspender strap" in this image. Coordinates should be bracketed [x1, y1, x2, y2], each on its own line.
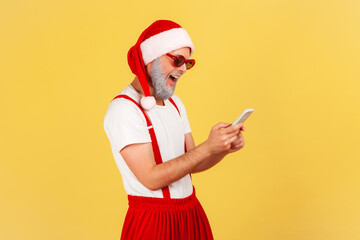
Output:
[168, 97, 188, 153]
[168, 97, 180, 115]
[113, 94, 170, 199]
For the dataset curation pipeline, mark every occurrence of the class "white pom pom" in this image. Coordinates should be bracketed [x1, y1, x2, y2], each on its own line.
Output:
[140, 96, 156, 110]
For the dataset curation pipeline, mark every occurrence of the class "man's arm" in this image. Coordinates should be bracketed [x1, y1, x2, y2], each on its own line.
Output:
[120, 122, 243, 191]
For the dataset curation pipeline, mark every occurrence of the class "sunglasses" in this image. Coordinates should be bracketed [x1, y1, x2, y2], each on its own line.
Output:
[166, 53, 196, 70]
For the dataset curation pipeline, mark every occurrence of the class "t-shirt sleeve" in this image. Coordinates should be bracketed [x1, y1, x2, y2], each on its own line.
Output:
[171, 95, 192, 134]
[104, 99, 151, 153]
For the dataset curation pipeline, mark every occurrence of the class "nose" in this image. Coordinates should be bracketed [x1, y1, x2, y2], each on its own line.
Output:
[177, 63, 187, 74]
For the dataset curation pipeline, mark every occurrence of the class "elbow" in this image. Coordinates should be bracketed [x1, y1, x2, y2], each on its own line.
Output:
[145, 184, 161, 191]
[143, 181, 163, 191]
[135, 165, 172, 191]
[138, 176, 163, 191]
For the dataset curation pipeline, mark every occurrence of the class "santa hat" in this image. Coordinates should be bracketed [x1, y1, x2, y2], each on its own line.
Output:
[127, 20, 195, 110]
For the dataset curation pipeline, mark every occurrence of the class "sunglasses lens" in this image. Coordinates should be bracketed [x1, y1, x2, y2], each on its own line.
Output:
[167, 53, 195, 69]
[175, 57, 185, 67]
[185, 60, 195, 69]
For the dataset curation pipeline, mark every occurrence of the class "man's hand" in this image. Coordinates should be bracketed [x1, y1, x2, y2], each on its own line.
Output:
[227, 128, 245, 153]
[191, 122, 245, 173]
[203, 122, 244, 155]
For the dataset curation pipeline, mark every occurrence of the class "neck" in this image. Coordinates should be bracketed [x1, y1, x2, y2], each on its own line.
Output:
[131, 77, 164, 106]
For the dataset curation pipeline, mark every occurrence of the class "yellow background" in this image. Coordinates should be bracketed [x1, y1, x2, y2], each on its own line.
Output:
[1, 0, 359, 239]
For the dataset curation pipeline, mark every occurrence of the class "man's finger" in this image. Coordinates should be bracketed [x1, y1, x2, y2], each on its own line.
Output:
[227, 130, 240, 139]
[213, 122, 231, 130]
[232, 137, 243, 145]
[232, 137, 245, 146]
[228, 135, 238, 144]
[233, 123, 245, 132]
[222, 123, 242, 134]
[232, 143, 243, 149]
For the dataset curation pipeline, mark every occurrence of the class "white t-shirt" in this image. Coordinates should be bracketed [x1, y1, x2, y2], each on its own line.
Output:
[104, 85, 193, 198]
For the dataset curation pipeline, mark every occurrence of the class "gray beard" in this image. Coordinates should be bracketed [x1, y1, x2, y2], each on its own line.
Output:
[150, 58, 177, 100]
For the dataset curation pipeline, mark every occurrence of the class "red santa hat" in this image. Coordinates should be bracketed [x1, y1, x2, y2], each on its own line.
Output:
[127, 20, 195, 110]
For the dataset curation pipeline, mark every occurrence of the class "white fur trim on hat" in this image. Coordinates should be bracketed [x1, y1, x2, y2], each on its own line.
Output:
[140, 96, 156, 110]
[140, 28, 195, 65]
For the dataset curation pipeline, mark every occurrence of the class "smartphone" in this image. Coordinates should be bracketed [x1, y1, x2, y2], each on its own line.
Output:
[232, 109, 254, 126]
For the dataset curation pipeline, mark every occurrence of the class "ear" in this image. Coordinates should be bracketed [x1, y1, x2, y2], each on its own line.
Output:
[145, 61, 154, 77]
[145, 63, 153, 87]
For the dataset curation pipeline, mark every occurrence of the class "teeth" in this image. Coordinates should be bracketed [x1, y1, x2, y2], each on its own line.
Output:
[170, 74, 180, 80]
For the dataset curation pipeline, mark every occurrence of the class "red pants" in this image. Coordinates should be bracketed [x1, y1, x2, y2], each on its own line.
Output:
[121, 189, 214, 240]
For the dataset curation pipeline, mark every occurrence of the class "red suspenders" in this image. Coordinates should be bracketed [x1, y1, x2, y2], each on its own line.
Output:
[112, 94, 186, 199]
[168, 98, 188, 153]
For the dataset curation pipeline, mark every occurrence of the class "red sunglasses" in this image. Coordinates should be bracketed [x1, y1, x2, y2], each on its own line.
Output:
[166, 53, 196, 70]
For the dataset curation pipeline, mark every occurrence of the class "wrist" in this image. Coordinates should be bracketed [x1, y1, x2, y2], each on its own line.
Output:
[197, 141, 213, 158]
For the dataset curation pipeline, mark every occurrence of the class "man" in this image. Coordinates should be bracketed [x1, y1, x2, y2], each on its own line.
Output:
[104, 20, 245, 240]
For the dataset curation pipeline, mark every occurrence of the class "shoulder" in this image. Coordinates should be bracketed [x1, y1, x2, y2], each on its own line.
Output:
[107, 97, 140, 115]
[104, 96, 146, 127]
[105, 85, 142, 117]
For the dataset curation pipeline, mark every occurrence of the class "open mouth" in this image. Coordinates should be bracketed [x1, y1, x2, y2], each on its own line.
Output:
[167, 73, 181, 86]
